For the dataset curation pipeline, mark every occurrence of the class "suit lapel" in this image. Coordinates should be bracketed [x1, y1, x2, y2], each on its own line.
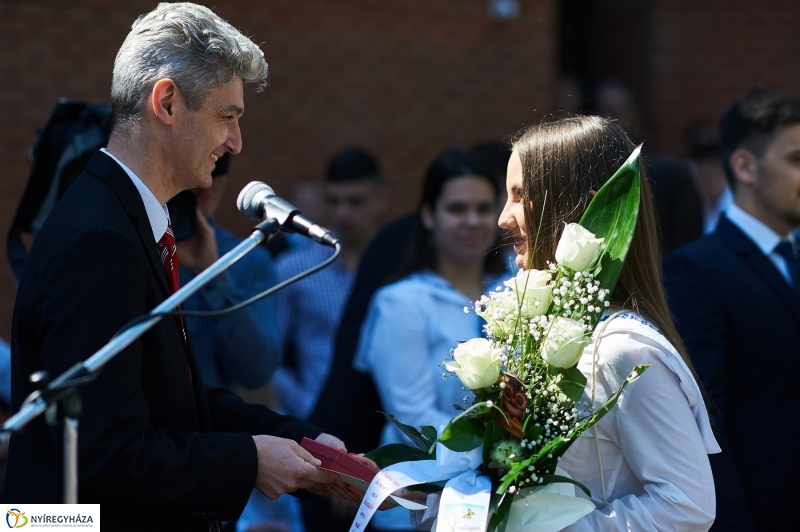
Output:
[84, 152, 171, 298]
[717, 216, 800, 327]
[84, 152, 212, 430]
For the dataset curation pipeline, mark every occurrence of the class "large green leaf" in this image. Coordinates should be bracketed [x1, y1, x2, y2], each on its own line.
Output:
[364, 443, 423, 469]
[579, 144, 642, 324]
[438, 416, 485, 452]
[380, 412, 434, 452]
[570, 364, 650, 438]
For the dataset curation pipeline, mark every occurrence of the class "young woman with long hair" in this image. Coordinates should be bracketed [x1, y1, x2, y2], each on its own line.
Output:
[354, 148, 507, 530]
[499, 115, 720, 530]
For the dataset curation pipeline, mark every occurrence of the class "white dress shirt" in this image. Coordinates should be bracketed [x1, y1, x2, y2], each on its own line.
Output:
[100, 148, 168, 242]
[703, 186, 733, 234]
[560, 312, 720, 531]
[725, 202, 796, 285]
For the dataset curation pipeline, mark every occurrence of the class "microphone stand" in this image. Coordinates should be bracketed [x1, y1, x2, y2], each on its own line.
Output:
[2, 217, 282, 503]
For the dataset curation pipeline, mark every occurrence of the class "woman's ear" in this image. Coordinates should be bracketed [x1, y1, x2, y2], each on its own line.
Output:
[420, 204, 434, 231]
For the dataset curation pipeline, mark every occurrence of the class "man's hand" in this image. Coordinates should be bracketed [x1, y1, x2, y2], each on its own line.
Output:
[309, 433, 365, 503]
[252, 435, 338, 499]
[315, 432, 347, 451]
[176, 209, 218, 274]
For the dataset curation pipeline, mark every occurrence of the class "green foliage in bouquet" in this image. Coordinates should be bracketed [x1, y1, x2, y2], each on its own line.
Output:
[366, 146, 649, 531]
[578, 144, 642, 328]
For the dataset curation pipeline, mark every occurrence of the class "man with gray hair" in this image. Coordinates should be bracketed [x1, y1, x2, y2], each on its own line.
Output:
[5, 4, 364, 530]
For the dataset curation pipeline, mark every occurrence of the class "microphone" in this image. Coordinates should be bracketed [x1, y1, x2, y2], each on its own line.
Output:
[237, 181, 338, 248]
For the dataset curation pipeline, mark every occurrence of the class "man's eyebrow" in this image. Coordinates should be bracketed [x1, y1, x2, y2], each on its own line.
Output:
[221, 104, 244, 115]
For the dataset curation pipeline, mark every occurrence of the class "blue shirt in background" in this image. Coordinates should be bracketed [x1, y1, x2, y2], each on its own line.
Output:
[274, 244, 354, 420]
[179, 223, 280, 391]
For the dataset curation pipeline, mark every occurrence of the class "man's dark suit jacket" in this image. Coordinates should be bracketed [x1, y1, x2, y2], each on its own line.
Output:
[663, 214, 800, 531]
[5, 152, 321, 531]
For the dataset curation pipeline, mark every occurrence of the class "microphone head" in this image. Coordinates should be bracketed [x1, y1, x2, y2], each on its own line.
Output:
[237, 181, 275, 220]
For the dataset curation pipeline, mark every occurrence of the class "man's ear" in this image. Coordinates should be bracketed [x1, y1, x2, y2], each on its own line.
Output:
[420, 204, 434, 231]
[729, 148, 759, 188]
[150, 79, 180, 125]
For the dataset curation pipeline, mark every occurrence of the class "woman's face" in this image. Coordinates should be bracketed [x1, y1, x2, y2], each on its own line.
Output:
[421, 175, 497, 267]
[498, 150, 529, 269]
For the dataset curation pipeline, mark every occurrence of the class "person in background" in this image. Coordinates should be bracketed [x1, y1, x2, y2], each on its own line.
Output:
[264, 181, 327, 259]
[646, 155, 704, 255]
[471, 140, 514, 265]
[556, 75, 586, 116]
[686, 120, 733, 234]
[594, 78, 646, 144]
[355, 148, 506, 531]
[664, 88, 800, 530]
[177, 153, 280, 391]
[0, 338, 10, 411]
[303, 145, 510, 529]
[0, 337, 9, 500]
[273, 146, 384, 421]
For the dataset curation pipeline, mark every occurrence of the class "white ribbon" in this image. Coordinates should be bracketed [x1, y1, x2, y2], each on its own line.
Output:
[350, 430, 490, 532]
[348, 460, 456, 532]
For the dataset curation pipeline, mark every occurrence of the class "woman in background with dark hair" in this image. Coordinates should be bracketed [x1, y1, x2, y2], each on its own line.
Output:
[354, 148, 506, 531]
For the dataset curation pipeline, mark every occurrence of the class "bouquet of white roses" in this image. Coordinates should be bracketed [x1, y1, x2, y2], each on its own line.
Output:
[362, 147, 648, 532]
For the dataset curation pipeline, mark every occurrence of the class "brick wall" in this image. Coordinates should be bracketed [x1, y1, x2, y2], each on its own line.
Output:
[0, 0, 557, 339]
[647, 0, 800, 155]
[586, 0, 800, 155]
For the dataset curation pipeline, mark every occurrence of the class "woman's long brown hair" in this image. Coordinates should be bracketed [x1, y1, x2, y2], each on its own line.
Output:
[513, 115, 698, 376]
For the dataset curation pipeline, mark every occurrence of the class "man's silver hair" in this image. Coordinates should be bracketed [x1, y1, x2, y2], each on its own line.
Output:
[110, 2, 268, 135]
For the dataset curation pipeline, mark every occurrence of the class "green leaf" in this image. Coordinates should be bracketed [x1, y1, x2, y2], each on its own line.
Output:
[420, 426, 438, 447]
[579, 145, 642, 327]
[524, 423, 544, 442]
[416, 448, 435, 460]
[538, 474, 591, 497]
[438, 416, 485, 452]
[488, 492, 513, 532]
[380, 412, 431, 452]
[364, 443, 424, 469]
[556, 367, 588, 404]
[483, 419, 505, 467]
[570, 364, 650, 440]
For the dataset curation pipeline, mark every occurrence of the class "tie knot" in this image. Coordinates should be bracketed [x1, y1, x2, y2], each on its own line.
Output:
[159, 225, 176, 249]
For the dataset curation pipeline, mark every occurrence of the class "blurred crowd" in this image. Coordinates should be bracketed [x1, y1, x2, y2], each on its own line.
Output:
[2, 79, 798, 532]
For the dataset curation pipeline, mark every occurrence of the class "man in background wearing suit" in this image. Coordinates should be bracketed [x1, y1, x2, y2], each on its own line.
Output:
[663, 88, 800, 530]
[5, 4, 362, 530]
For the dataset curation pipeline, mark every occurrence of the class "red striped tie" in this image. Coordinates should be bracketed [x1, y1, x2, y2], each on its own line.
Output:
[157, 225, 192, 380]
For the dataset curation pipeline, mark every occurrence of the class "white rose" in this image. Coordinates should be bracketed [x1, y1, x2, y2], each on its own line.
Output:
[444, 338, 501, 390]
[541, 317, 588, 368]
[503, 269, 553, 317]
[555, 223, 604, 272]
